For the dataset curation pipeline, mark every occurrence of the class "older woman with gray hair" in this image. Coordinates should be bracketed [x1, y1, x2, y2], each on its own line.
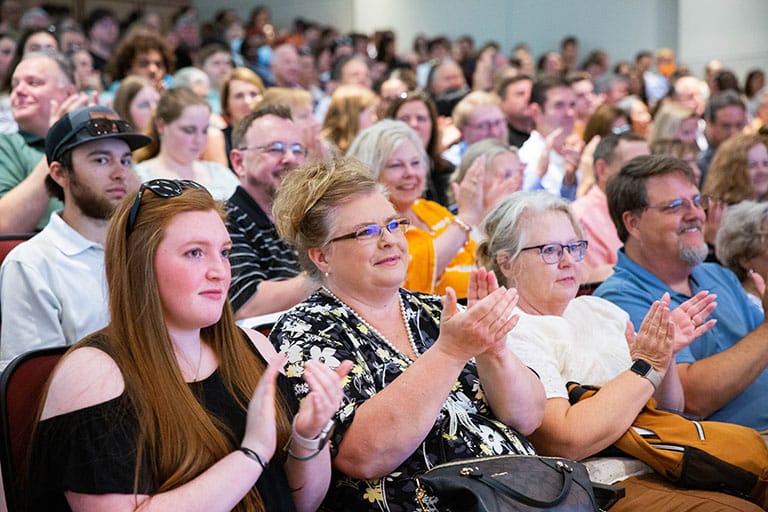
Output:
[452, 138, 525, 218]
[715, 200, 768, 310]
[346, 119, 485, 298]
[474, 191, 747, 510]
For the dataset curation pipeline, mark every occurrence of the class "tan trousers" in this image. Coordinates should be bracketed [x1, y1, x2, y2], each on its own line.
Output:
[611, 474, 762, 511]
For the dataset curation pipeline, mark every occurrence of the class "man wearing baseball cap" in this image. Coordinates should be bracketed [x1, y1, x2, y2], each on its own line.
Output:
[0, 105, 150, 368]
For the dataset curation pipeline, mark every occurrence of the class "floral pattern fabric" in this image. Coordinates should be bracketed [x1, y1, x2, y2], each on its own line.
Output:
[270, 289, 535, 512]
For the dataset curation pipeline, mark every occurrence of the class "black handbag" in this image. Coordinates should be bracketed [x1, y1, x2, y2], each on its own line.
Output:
[414, 454, 613, 512]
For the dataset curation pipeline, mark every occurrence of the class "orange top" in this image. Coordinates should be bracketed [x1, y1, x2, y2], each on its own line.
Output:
[404, 199, 475, 298]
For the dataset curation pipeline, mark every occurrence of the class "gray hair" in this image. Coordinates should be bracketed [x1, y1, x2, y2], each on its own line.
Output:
[171, 66, 210, 90]
[453, 138, 517, 185]
[476, 191, 583, 286]
[715, 201, 768, 282]
[21, 50, 74, 87]
[346, 119, 428, 179]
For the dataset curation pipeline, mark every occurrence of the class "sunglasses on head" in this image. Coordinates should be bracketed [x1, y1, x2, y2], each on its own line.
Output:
[50, 118, 137, 162]
[125, 179, 205, 238]
[81, 118, 134, 136]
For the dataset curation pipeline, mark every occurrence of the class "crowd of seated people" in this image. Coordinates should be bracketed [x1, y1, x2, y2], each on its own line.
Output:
[1, 3, 768, 510]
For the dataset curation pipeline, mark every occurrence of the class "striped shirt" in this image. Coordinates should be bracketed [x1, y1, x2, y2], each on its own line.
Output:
[225, 186, 299, 312]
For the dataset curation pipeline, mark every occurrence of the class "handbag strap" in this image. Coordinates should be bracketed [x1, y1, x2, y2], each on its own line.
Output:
[466, 460, 574, 508]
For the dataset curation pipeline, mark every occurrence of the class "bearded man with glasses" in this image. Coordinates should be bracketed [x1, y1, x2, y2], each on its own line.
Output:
[225, 104, 316, 320]
[595, 154, 768, 432]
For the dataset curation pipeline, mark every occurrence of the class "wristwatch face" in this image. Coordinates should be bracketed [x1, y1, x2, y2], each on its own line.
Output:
[631, 359, 652, 376]
[317, 421, 335, 449]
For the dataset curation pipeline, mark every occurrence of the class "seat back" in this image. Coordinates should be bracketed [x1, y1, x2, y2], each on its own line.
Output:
[577, 281, 603, 297]
[0, 234, 33, 267]
[0, 346, 67, 510]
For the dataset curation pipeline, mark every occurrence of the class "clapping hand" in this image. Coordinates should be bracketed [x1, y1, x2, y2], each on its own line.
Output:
[293, 360, 353, 440]
[452, 155, 485, 226]
[242, 353, 288, 463]
[49, 92, 92, 129]
[562, 134, 584, 186]
[536, 127, 563, 178]
[483, 161, 525, 215]
[626, 298, 674, 377]
[669, 291, 717, 353]
[440, 270, 520, 360]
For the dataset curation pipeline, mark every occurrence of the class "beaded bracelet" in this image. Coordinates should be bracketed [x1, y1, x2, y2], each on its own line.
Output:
[452, 216, 472, 233]
[452, 216, 472, 245]
[239, 446, 269, 471]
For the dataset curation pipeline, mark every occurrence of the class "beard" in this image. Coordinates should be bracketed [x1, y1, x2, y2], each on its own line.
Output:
[246, 173, 277, 199]
[679, 242, 708, 266]
[246, 164, 295, 199]
[69, 175, 118, 220]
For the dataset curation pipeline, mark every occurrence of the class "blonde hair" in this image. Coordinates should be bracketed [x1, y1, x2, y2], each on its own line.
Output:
[477, 191, 583, 287]
[320, 84, 378, 154]
[95, 186, 290, 511]
[451, 91, 502, 130]
[703, 133, 768, 203]
[273, 158, 384, 280]
[260, 87, 312, 114]
[649, 103, 697, 146]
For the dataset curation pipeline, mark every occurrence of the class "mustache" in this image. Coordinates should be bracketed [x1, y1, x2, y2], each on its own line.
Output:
[676, 221, 703, 234]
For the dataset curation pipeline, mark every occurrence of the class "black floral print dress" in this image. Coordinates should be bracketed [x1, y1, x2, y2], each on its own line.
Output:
[270, 288, 535, 512]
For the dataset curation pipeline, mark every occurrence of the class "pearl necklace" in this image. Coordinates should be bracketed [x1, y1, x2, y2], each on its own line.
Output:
[321, 287, 420, 359]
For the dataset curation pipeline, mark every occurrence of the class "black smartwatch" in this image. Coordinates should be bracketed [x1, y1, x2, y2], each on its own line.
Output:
[630, 359, 662, 390]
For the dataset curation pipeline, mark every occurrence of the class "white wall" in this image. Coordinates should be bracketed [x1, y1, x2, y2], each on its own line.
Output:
[349, 0, 676, 66]
[679, 0, 768, 78]
[196, 0, 767, 80]
[266, 0, 354, 35]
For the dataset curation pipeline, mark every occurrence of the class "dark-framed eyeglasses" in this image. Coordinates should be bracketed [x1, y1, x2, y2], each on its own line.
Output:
[238, 141, 306, 158]
[328, 218, 410, 243]
[643, 194, 709, 215]
[520, 240, 588, 264]
[125, 179, 205, 238]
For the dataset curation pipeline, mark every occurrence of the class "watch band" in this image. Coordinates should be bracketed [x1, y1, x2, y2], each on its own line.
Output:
[290, 417, 335, 451]
[630, 359, 662, 390]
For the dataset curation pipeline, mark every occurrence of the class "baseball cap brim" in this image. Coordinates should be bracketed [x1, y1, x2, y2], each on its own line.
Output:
[45, 106, 153, 163]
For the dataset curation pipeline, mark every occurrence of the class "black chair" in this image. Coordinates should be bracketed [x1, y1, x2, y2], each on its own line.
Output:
[0, 346, 67, 510]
